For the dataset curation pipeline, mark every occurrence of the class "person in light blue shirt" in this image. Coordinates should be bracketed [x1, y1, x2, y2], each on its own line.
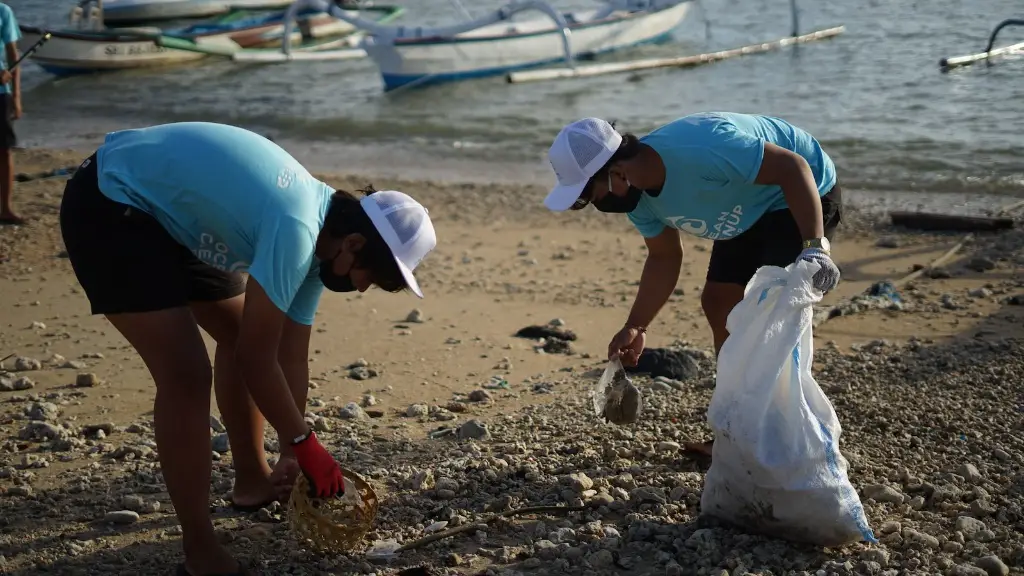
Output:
[59, 122, 437, 576]
[544, 112, 843, 454]
[0, 2, 23, 225]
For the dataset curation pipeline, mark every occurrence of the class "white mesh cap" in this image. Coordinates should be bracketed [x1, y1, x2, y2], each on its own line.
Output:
[360, 190, 437, 298]
[544, 117, 622, 212]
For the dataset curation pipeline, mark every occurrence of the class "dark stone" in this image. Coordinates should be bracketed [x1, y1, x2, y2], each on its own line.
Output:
[624, 348, 699, 381]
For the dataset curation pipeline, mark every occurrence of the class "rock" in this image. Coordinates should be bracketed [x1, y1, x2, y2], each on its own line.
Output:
[349, 366, 378, 380]
[949, 565, 990, 576]
[860, 548, 889, 567]
[959, 462, 983, 483]
[468, 389, 492, 402]
[74, 373, 100, 388]
[360, 394, 378, 407]
[26, 402, 59, 421]
[457, 420, 489, 440]
[338, 403, 367, 420]
[212, 433, 231, 454]
[104, 510, 140, 524]
[12, 357, 41, 371]
[864, 484, 905, 504]
[406, 404, 429, 418]
[657, 441, 680, 452]
[966, 257, 996, 272]
[875, 236, 901, 248]
[210, 415, 226, 433]
[405, 309, 424, 323]
[903, 528, 940, 549]
[880, 521, 901, 534]
[954, 516, 987, 538]
[974, 556, 1009, 576]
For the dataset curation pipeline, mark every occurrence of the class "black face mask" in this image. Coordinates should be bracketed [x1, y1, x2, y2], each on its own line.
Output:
[593, 185, 645, 213]
[319, 263, 357, 292]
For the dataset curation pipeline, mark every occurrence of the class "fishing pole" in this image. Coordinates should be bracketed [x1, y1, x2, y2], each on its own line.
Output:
[8, 31, 53, 71]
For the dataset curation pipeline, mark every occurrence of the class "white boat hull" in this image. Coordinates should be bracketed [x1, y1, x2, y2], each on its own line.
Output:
[19, 16, 354, 75]
[19, 29, 209, 74]
[363, 2, 691, 91]
[100, 0, 295, 24]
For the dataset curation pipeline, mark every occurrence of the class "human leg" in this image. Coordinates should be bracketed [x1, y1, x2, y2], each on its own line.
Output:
[0, 95, 20, 224]
[59, 157, 241, 574]
[106, 310, 239, 574]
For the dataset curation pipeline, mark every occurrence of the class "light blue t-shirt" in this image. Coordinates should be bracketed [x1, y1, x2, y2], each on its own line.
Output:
[627, 112, 836, 241]
[0, 3, 20, 95]
[96, 122, 331, 325]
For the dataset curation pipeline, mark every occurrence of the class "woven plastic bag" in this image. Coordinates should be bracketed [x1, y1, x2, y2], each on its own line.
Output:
[700, 260, 877, 547]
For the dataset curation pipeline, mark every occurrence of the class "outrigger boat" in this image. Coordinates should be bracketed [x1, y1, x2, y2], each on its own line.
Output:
[18, 0, 404, 76]
[271, 0, 694, 91]
[97, 0, 296, 26]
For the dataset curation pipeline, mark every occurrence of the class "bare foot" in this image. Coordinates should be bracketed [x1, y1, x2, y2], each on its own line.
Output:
[0, 212, 26, 225]
[270, 457, 300, 502]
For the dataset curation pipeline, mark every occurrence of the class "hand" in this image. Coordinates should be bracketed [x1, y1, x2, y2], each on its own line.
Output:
[0, 71, 10, 85]
[607, 325, 646, 367]
[798, 248, 841, 293]
[290, 431, 344, 498]
[11, 99, 21, 120]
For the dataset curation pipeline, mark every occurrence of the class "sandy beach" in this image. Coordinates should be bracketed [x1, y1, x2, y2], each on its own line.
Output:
[1, 147, 1023, 576]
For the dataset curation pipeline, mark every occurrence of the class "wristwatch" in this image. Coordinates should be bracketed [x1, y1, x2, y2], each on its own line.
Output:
[802, 237, 831, 255]
[291, 430, 312, 446]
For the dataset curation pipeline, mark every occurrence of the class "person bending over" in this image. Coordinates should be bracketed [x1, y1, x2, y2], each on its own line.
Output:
[59, 121, 437, 576]
[543, 112, 842, 454]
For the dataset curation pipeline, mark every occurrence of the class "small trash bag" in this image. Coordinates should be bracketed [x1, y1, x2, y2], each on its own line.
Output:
[701, 260, 877, 547]
[592, 357, 642, 425]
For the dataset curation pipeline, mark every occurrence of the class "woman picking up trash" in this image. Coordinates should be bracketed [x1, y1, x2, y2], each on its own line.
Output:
[542, 112, 842, 452]
[59, 121, 437, 576]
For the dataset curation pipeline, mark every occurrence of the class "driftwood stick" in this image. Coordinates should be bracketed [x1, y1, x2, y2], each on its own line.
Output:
[395, 505, 586, 552]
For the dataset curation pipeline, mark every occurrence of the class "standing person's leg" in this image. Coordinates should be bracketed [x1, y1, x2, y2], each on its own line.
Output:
[0, 93, 22, 225]
[59, 156, 244, 575]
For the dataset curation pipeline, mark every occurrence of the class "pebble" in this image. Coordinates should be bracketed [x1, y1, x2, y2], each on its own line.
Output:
[104, 510, 140, 524]
[974, 555, 1009, 576]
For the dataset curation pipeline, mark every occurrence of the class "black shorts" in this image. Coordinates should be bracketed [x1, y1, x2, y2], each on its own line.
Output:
[0, 94, 17, 149]
[706, 185, 843, 285]
[59, 153, 247, 316]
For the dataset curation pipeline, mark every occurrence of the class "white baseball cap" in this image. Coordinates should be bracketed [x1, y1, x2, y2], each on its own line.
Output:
[544, 117, 622, 212]
[360, 190, 436, 298]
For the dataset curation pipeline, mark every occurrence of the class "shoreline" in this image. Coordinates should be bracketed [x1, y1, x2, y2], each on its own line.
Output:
[10, 125, 1024, 218]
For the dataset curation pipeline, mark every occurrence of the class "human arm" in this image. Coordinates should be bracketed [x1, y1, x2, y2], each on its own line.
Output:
[2, 9, 21, 118]
[275, 316, 312, 459]
[753, 142, 823, 241]
[4, 44, 17, 117]
[243, 217, 341, 496]
[752, 142, 839, 291]
[608, 227, 683, 365]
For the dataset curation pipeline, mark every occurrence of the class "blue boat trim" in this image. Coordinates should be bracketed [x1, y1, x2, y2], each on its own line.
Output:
[380, 31, 674, 91]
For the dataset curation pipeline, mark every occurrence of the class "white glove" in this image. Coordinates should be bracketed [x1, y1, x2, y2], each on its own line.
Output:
[798, 248, 841, 293]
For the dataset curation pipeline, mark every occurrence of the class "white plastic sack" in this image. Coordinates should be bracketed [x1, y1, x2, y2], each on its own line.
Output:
[701, 260, 877, 547]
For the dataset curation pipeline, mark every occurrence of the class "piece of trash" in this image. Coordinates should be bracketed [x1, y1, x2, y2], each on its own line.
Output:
[592, 358, 642, 425]
[483, 376, 510, 390]
[366, 538, 401, 560]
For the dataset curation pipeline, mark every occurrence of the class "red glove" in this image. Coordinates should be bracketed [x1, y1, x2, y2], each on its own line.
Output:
[290, 431, 344, 498]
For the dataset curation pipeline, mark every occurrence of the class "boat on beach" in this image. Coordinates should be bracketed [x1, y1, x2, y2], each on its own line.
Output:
[17, 1, 405, 76]
[270, 0, 694, 91]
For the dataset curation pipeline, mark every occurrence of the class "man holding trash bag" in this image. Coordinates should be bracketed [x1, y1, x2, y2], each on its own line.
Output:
[542, 112, 843, 450]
